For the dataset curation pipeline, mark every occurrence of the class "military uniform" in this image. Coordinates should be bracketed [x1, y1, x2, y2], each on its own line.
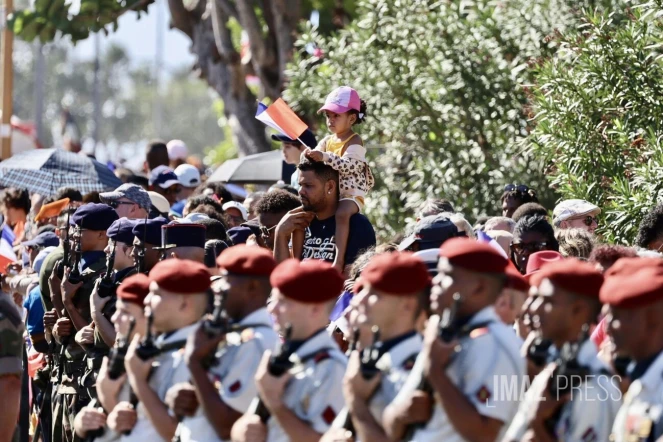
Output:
[178, 308, 279, 442]
[505, 339, 621, 442]
[0, 292, 24, 442]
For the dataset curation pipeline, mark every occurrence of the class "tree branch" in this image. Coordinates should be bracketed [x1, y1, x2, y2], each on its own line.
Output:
[168, 0, 194, 38]
[270, 0, 299, 90]
[235, 0, 270, 65]
[217, 0, 239, 21]
[210, 0, 240, 65]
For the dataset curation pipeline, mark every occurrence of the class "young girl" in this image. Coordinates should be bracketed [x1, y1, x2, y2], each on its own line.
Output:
[293, 86, 374, 273]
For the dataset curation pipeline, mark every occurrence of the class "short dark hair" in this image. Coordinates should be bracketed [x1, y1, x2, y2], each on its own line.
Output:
[256, 190, 301, 215]
[589, 244, 637, 271]
[419, 198, 455, 218]
[501, 187, 538, 205]
[195, 182, 234, 205]
[127, 174, 149, 190]
[145, 140, 169, 171]
[186, 195, 225, 215]
[636, 204, 663, 249]
[54, 187, 83, 202]
[115, 168, 135, 183]
[83, 191, 101, 204]
[512, 202, 548, 223]
[191, 205, 230, 226]
[513, 215, 558, 251]
[1, 188, 30, 213]
[195, 217, 229, 242]
[298, 158, 339, 187]
[268, 183, 299, 196]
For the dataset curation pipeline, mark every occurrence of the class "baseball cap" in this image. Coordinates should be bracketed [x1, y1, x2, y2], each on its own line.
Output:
[23, 232, 60, 249]
[174, 164, 201, 188]
[148, 191, 171, 213]
[149, 167, 180, 189]
[413, 248, 441, 276]
[399, 214, 460, 251]
[317, 86, 361, 114]
[223, 201, 248, 221]
[34, 246, 57, 274]
[167, 140, 188, 161]
[553, 199, 600, 226]
[271, 129, 318, 149]
[173, 213, 210, 224]
[100, 183, 152, 212]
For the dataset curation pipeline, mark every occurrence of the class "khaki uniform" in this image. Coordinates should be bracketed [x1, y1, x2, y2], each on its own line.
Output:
[611, 351, 663, 442]
[122, 324, 196, 442]
[394, 306, 525, 442]
[0, 292, 24, 442]
[178, 308, 279, 442]
[251, 329, 347, 442]
[505, 339, 621, 442]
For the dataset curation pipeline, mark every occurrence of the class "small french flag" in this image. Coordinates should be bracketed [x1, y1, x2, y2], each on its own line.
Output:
[255, 99, 313, 147]
[0, 225, 18, 271]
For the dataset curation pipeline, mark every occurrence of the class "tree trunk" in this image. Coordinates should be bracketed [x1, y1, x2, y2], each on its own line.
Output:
[167, 0, 301, 157]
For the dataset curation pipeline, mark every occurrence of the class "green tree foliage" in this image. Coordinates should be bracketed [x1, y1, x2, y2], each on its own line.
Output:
[525, 0, 663, 244]
[285, 0, 618, 239]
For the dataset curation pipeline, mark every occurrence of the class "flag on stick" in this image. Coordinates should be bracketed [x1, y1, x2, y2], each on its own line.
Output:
[256, 99, 312, 146]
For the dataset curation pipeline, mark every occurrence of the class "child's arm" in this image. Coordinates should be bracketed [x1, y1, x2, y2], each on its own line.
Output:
[322, 138, 368, 174]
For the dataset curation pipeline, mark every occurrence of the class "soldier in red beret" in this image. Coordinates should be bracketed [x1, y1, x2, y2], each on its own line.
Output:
[74, 273, 151, 439]
[384, 238, 526, 442]
[231, 259, 347, 442]
[600, 258, 663, 442]
[322, 252, 431, 442]
[123, 258, 211, 441]
[164, 245, 280, 442]
[504, 258, 620, 442]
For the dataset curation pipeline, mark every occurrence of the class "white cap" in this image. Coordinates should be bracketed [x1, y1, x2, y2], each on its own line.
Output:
[223, 201, 248, 221]
[148, 191, 171, 213]
[174, 164, 201, 188]
[167, 140, 188, 161]
[174, 212, 210, 223]
[553, 199, 600, 226]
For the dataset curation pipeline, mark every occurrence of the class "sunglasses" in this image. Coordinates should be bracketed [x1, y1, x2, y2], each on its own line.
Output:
[107, 201, 135, 209]
[259, 224, 278, 237]
[511, 242, 548, 255]
[581, 216, 597, 227]
[504, 184, 530, 193]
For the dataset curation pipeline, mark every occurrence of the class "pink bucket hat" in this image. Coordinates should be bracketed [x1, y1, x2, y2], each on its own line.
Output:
[317, 86, 361, 114]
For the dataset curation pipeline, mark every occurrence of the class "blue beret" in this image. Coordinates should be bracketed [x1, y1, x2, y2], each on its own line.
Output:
[107, 218, 139, 245]
[22, 232, 60, 249]
[228, 226, 253, 245]
[132, 217, 168, 246]
[71, 203, 119, 231]
[159, 223, 206, 249]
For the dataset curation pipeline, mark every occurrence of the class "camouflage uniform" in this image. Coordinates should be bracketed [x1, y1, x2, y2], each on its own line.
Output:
[0, 292, 25, 442]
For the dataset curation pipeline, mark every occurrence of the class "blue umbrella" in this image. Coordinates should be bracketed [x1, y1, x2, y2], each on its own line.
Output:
[0, 148, 122, 196]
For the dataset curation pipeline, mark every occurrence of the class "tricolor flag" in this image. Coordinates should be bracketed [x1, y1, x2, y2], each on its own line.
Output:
[0, 224, 18, 271]
[477, 230, 508, 258]
[255, 99, 313, 147]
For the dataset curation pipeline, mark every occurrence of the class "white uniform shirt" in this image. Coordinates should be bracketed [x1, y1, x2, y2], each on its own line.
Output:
[332, 332, 422, 433]
[122, 323, 196, 442]
[394, 306, 526, 442]
[505, 339, 621, 442]
[178, 308, 279, 442]
[612, 351, 663, 442]
[258, 329, 347, 442]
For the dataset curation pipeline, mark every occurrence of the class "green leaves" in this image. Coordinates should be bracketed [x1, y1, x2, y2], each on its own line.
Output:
[9, 0, 154, 43]
[526, 1, 663, 244]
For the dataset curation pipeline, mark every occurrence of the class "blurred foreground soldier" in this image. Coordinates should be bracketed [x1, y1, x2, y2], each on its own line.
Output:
[504, 259, 621, 442]
[124, 259, 210, 441]
[155, 223, 206, 263]
[324, 252, 430, 442]
[51, 203, 118, 442]
[131, 217, 168, 273]
[600, 258, 663, 441]
[383, 238, 526, 441]
[0, 291, 24, 442]
[73, 274, 150, 440]
[231, 259, 346, 442]
[166, 245, 279, 441]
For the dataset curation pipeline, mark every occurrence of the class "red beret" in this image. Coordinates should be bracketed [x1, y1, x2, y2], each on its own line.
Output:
[530, 258, 604, 298]
[524, 251, 564, 281]
[149, 258, 211, 294]
[439, 238, 509, 274]
[117, 273, 151, 306]
[216, 245, 276, 277]
[361, 252, 430, 295]
[270, 259, 344, 303]
[505, 261, 529, 293]
[601, 259, 663, 309]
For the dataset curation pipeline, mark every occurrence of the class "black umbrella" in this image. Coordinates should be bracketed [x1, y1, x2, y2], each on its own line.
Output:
[207, 150, 295, 185]
[0, 148, 122, 196]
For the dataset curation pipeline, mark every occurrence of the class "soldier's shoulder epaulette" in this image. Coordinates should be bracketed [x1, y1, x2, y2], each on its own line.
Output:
[469, 327, 490, 339]
[240, 328, 255, 343]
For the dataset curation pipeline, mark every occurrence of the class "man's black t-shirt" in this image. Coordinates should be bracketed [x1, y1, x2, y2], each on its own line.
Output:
[300, 213, 377, 266]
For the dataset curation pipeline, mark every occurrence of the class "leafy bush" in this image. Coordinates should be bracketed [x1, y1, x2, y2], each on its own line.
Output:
[285, 0, 617, 239]
[526, 0, 663, 244]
